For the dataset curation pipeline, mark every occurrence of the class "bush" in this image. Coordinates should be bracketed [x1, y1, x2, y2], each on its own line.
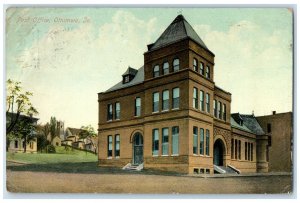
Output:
[47, 145, 56, 153]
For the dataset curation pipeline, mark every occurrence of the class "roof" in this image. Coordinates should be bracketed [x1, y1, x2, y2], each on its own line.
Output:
[6, 112, 39, 123]
[105, 66, 144, 93]
[122, 67, 138, 76]
[231, 113, 265, 135]
[148, 15, 210, 52]
[67, 127, 82, 135]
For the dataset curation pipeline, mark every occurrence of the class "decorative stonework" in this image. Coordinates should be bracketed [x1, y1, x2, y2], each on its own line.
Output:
[213, 127, 231, 154]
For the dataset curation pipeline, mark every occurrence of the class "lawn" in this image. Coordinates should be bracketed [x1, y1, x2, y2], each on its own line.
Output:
[6, 146, 98, 164]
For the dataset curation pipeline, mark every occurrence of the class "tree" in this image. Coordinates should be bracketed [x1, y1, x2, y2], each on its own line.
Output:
[6, 79, 38, 135]
[49, 117, 57, 141]
[79, 125, 96, 139]
[36, 123, 50, 152]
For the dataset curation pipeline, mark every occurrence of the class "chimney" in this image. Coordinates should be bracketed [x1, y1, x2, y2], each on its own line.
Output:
[272, 111, 276, 115]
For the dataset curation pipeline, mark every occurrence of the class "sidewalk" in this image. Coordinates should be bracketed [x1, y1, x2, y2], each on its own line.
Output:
[186, 172, 292, 178]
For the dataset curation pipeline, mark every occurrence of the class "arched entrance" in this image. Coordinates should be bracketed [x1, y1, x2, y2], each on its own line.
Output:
[213, 139, 225, 166]
[133, 132, 143, 165]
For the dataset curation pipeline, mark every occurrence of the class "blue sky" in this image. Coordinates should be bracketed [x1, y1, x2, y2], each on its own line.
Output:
[6, 7, 293, 129]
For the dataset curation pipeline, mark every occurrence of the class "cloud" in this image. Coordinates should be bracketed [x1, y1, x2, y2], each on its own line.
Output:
[194, 20, 292, 115]
[8, 10, 158, 128]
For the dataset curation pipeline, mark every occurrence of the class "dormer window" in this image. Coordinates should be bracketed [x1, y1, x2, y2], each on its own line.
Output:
[122, 67, 138, 84]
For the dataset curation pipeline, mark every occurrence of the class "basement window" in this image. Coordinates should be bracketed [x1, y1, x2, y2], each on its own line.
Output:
[193, 168, 199, 174]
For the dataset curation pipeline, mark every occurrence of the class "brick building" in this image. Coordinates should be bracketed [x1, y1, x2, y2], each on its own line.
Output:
[256, 112, 293, 172]
[97, 15, 269, 174]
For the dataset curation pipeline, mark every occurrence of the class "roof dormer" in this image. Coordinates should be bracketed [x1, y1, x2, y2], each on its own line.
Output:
[122, 66, 138, 84]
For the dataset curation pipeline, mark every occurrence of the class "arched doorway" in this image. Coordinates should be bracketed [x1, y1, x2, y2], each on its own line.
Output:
[213, 139, 225, 166]
[133, 132, 143, 165]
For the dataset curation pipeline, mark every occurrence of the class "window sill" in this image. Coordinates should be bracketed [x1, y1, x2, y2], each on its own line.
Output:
[107, 157, 112, 159]
[171, 154, 179, 156]
[107, 120, 112, 122]
[152, 111, 159, 114]
[162, 109, 169, 112]
[152, 155, 159, 157]
[172, 108, 179, 110]
[115, 156, 120, 159]
[134, 115, 141, 118]
[161, 155, 169, 157]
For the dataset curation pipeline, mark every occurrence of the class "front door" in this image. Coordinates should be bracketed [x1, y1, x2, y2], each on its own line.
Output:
[133, 133, 143, 165]
[213, 139, 224, 166]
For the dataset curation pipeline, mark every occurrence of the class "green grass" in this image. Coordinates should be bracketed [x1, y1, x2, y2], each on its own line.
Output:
[6, 146, 97, 164]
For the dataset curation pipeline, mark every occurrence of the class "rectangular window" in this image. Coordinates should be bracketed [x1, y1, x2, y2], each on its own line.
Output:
[238, 140, 241, 160]
[115, 135, 120, 157]
[153, 92, 159, 112]
[248, 142, 251, 162]
[115, 102, 120, 120]
[107, 135, 112, 157]
[200, 62, 204, 75]
[193, 87, 199, 109]
[193, 127, 198, 154]
[234, 139, 237, 159]
[152, 129, 159, 155]
[193, 58, 198, 72]
[223, 104, 226, 121]
[200, 128, 204, 155]
[200, 90, 204, 111]
[231, 139, 234, 159]
[173, 59, 180, 72]
[172, 126, 179, 155]
[267, 123, 271, 133]
[206, 93, 210, 113]
[135, 97, 141, 117]
[205, 129, 210, 156]
[172, 88, 180, 109]
[153, 65, 159, 77]
[107, 104, 113, 121]
[163, 62, 169, 75]
[218, 101, 222, 119]
[14, 140, 18, 148]
[250, 143, 253, 161]
[245, 142, 248, 160]
[206, 65, 210, 79]
[213, 99, 217, 117]
[162, 128, 169, 155]
[162, 90, 169, 111]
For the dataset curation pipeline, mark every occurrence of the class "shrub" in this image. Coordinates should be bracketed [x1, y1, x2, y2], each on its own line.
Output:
[47, 145, 56, 153]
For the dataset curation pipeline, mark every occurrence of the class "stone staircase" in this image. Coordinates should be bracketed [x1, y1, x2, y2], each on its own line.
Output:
[122, 163, 144, 171]
[214, 165, 240, 174]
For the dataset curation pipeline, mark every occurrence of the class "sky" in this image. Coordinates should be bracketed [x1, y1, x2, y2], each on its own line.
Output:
[5, 7, 293, 130]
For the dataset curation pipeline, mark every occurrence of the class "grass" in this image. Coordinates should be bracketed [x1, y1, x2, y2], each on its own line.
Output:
[6, 146, 98, 164]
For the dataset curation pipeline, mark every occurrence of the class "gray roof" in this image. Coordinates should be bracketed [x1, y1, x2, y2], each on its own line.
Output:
[122, 67, 138, 76]
[105, 66, 144, 92]
[231, 113, 265, 135]
[148, 15, 209, 52]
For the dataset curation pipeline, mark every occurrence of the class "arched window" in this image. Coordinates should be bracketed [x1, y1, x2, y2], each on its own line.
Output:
[153, 65, 159, 77]
[163, 62, 169, 75]
[173, 58, 179, 72]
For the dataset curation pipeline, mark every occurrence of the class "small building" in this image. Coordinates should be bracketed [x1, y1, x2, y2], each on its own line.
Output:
[256, 111, 293, 172]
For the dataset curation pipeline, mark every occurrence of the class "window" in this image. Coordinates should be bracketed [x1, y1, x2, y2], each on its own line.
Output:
[193, 127, 198, 154]
[193, 58, 198, 72]
[193, 87, 198, 109]
[250, 143, 253, 161]
[115, 135, 120, 157]
[218, 101, 222, 119]
[115, 102, 120, 120]
[206, 93, 210, 113]
[238, 140, 241, 160]
[163, 62, 169, 75]
[213, 99, 217, 117]
[200, 128, 204, 155]
[245, 142, 248, 160]
[172, 126, 179, 155]
[223, 104, 226, 121]
[152, 129, 159, 155]
[200, 62, 204, 75]
[231, 139, 234, 159]
[267, 123, 271, 133]
[200, 90, 204, 111]
[248, 142, 251, 162]
[107, 104, 113, 121]
[162, 128, 169, 155]
[206, 65, 210, 79]
[162, 90, 169, 111]
[135, 97, 141, 117]
[205, 129, 210, 156]
[173, 58, 179, 72]
[268, 136, 272, 146]
[153, 65, 159, 77]
[107, 135, 112, 157]
[14, 140, 18, 148]
[172, 88, 180, 109]
[153, 92, 159, 112]
[124, 75, 130, 83]
[234, 139, 237, 159]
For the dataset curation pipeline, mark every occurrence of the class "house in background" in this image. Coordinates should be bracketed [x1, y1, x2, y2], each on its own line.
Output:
[7, 112, 39, 153]
[97, 14, 270, 174]
[256, 111, 293, 172]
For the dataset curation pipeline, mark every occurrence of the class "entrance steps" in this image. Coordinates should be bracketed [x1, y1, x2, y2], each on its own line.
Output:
[122, 163, 144, 171]
[214, 165, 240, 174]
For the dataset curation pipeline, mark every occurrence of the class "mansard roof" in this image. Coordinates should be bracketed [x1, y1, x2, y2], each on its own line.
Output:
[147, 14, 211, 53]
[122, 67, 138, 76]
[231, 113, 265, 135]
